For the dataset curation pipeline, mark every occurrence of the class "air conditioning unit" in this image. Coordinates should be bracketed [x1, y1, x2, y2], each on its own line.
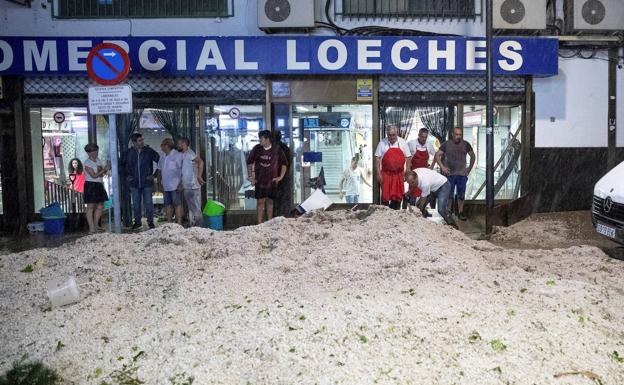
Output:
[566, 0, 624, 31]
[258, 0, 315, 30]
[493, 0, 547, 30]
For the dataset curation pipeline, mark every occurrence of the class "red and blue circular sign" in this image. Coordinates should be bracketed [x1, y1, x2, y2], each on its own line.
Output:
[86, 43, 130, 86]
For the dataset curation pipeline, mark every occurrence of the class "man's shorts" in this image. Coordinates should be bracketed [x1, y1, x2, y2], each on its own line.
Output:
[448, 175, 468, 200]
[255, 187, 277, 200]
[163, 190, 184, 207]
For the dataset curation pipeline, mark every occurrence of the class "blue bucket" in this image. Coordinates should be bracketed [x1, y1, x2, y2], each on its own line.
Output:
[203, 215, 223, 231]
[43, 218, 65, 235]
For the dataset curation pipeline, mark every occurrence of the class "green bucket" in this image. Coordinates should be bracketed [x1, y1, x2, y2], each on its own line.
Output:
[203, 200, 225, 217]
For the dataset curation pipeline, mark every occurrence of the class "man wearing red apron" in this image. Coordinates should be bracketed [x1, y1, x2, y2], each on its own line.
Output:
[374, 125, 411, 210]
[407, 128, 437, 199]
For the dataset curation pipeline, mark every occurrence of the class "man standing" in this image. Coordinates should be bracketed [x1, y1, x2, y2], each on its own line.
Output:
[272, 130, 292, 217]
[157, 138, 184, 225]
[178, 137, 205, 227]
[339, 156, 371, 203]
[122, 133, 160, 230]
[435, 127, 476, 221]
[405, 168, 457, 228]
[247, 130, 287, 224]
[407, 128, 437, 201]
[408, 128, 436, 170]
[374, 125, 411, 209]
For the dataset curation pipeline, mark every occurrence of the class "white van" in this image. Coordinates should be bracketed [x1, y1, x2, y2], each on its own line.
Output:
[592, 160, 624, 244]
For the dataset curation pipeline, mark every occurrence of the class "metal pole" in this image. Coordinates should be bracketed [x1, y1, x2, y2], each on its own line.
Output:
[109, 114, 121, 234]
[485, 0, 495, 234]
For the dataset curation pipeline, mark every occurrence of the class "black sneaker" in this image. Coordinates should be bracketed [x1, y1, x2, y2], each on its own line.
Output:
[132, 223, 142, 230]
[458, 212, 468, 221]
[148, 223, 155, 229]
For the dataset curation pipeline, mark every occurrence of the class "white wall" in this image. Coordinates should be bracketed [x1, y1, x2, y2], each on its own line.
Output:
[1, 0, 483, 37]
[534, 56, 609, 148]
[0, 0, 261, 36]
[618, 49, 624, 147]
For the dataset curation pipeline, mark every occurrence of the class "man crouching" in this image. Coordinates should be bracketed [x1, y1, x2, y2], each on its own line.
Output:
[406, 168, 457, 228]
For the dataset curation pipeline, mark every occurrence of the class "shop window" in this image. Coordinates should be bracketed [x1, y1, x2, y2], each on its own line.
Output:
[204, 105, 265, 211]
[291, 104, 374, 205]
[54, 0, 233, 19]
[339, 0, 478, 20]
[30, 107, 90, 214]
[461, 105, 523, 200]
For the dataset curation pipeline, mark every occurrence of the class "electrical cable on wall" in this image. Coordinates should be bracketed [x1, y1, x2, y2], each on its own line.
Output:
[317, 0, 459, 37]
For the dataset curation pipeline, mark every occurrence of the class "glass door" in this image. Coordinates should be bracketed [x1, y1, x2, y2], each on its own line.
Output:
[290, 104, 374, 204]
[203, 105, 265, 211]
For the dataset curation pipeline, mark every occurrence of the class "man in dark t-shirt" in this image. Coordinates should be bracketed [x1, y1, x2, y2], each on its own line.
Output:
[246, 130, 287, 224]
[435, 127, 475, 221]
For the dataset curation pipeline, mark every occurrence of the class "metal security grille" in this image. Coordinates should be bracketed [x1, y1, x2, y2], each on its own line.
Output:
[379, 75, 525, 100]
[337, 0, 481, 20]
[24, 75, 266, 102]
[54, 0, 233, 18]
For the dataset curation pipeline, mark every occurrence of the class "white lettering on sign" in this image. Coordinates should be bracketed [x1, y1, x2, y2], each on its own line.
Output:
[318, 39, 348, 71]
[234, 40, 258, 70]
[286, 40, 310, 70]
[499, 41, 524, 71]
[68, 40, 92, 71]
[196, 40, 226, 70]
[23, 40, 58, 71]
[391, 40, 419, 71]
[357, 40, 382, 70]
[428, 40, 456, 71]
[176, 40, 187, 71]
[103, 40, 130, 54]
[0, 41, 14, 71]
[466, 40, 487, 71]
[88, 85, 133, 115]
[139, 40, 167, 71]
[0, 37, 549, 75]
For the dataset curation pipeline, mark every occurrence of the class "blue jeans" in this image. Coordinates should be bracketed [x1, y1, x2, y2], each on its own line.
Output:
[345, 195, 359, 204]
[447, 175, 468, 200]
[435, 181, 452, 221]
[130, 186, 154, 225]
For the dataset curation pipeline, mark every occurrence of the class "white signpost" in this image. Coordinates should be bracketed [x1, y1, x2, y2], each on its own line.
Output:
[88, 85, 133, 115]
[86, 43, 132, 234]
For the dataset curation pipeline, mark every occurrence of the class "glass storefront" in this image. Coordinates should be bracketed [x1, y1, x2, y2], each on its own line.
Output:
[290, 104, 374, 204]
[29, 107, 91, 213]
[463, 105, 523, 200]
[204, 105, 265, 211]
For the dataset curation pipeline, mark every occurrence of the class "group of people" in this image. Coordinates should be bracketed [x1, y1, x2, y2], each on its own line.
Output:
[375, 125, 475, 227]
[78, 133, 205, 233]
[74, 125, 473, 231]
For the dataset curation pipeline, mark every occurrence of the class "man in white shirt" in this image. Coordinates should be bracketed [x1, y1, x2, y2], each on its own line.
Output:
[374, 125, 411, 209]
[339, 157, 371, 203]
[178, 137, 205, 227]
[405, 168, 456, 227]
[157, 138, 184, 225]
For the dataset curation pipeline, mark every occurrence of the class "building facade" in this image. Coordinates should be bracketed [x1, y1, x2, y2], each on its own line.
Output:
[0, 0, 623, 231]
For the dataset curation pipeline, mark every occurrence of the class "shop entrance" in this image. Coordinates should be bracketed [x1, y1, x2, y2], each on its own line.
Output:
[289, 104, 374, 204]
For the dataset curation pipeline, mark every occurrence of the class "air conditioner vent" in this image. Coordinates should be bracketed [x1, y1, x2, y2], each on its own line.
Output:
[566, 0, 624, 31]
[258, 0, 315, 30]
[265, 0, 291, 23]
[581, 0, 606, 25]
[501, 0, 526, 24]
[494, 0, 547, 30]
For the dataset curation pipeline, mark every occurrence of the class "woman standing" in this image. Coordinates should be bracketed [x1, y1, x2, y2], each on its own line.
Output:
[83, 143, 109, 233]
[67, 158, 86, 193]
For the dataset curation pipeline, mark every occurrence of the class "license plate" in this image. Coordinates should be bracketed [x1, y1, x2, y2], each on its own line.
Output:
[596, 223, 616, 238]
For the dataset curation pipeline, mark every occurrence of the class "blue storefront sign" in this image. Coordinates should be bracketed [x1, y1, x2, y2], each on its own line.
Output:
[0, 36, 558, 76]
